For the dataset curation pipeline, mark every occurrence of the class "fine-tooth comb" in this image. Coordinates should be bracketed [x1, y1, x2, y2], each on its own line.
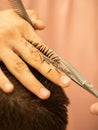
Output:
[8, 0, 33, 27]
[8, 0, 98, 98]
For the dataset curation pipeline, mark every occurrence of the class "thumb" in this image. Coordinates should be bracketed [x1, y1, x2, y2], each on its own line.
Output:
[90, 103, 98, 115]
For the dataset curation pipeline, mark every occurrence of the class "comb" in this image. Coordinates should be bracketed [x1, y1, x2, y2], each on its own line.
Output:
[8, 0, 33, 27]
[8, 0, 98, 98]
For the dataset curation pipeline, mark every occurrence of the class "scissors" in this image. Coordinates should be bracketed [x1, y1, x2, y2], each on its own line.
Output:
[8, 0, 98, 98]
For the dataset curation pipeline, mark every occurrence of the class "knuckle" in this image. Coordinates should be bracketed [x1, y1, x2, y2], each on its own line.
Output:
[40, 59, 52, 74]
[32, 50, 43, 63]
[14, 61, 30, 73]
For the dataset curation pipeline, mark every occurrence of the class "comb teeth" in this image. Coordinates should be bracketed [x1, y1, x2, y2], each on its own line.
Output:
[33, 42, 60, 63]
[8, 0, 33, 26]
[8, 0, 60, 62]
[8, 0, 24, 15]
[7, 0, 98, 98]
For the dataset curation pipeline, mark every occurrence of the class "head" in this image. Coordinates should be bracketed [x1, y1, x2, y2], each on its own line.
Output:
[0, 62, 69, 130]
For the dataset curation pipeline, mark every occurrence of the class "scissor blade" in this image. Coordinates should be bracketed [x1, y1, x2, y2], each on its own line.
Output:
[44, 50, 98, 98]
[8, 0, 98, 98]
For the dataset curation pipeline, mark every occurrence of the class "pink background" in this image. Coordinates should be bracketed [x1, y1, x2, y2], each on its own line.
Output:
[1, 0, 98, 130]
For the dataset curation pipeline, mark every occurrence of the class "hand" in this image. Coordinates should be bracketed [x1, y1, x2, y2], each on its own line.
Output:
[0, 10, 71, 99]
[90, 103, 98, 115]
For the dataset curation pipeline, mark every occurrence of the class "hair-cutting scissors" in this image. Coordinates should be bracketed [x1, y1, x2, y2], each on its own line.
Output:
[8, 0, 98, 98]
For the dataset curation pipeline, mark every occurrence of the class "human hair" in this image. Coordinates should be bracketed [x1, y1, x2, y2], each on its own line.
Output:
[0, 62, 69, 130]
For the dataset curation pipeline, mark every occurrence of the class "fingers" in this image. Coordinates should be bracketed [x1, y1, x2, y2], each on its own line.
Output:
[13, 39, 71, 88]
[19, 21, 71, 88]
[1, 48, 50, 99]
[0, 68, 14, 93]
[27, 10, 45, 30]
[90, 103, 98, 115]
[0, 9, 70, 99]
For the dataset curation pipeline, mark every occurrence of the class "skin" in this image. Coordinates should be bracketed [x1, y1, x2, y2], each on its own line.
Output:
[0, 9, 71, 99]
[90, 103, 98, 115]
[0, 9, 97, 116]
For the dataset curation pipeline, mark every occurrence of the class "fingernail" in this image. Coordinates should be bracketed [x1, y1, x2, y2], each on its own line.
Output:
[4, 83, 14, 93]
[60, 76, 70, 85]
[90, 103, 98, 115]
[40, 87, 50, 99]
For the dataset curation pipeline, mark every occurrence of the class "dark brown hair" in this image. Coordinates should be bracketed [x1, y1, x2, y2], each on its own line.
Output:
[0, 62, 69, 130]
